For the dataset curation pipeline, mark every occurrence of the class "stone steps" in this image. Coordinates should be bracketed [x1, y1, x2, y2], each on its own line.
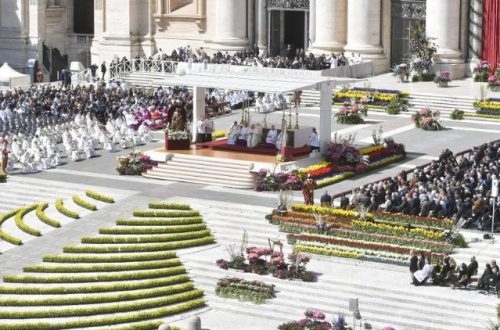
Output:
[184, 259, 494, 330]
[143, 153, 255, 189]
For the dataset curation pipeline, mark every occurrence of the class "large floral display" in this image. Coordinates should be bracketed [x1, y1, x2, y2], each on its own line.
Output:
[474, 98, 500, 119]
[333, 88, 409, 115]
[411, 108, 443, 131]
[255, 137, 406, 191]
[268, 204, 466, 265]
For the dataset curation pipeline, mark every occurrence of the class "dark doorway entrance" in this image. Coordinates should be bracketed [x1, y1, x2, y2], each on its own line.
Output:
[74, 0, 95, 34]
[391, 0, 426, 65]
[284, 11, 305, 56]
[269, 10, 307, 57]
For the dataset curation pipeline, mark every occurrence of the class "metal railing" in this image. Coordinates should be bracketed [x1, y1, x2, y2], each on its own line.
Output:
[110, 59, 178, 79]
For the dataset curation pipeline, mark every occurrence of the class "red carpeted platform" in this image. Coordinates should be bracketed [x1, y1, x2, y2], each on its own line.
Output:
[196, 139, 311, 158]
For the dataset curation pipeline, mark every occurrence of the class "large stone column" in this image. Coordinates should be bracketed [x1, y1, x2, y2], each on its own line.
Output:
[469, 0, 483, 60]
[192, 87, 206, 143]
[213, 0, 248, 51]
[308, 0, 316, 46]
[319, 82, 333, 155]
[426, 0, 463, 63]
[256, 0, 267, 54]
[344, 0, 383, 57]
[311, 0, 346, 53]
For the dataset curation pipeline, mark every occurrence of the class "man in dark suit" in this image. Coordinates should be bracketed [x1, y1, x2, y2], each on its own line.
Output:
[409, 250, 419, 282]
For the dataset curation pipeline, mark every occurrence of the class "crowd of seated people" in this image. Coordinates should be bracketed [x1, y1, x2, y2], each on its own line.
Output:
[341, 144, 500, 231]
[111, 46, 361, 74]
[410, 251, 499, 292]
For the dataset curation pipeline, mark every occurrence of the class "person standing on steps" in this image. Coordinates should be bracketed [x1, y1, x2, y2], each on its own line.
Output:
[101, 61, 107, 81]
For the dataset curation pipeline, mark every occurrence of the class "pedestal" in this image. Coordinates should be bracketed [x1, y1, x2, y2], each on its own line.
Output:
[164, 135, 191, 150]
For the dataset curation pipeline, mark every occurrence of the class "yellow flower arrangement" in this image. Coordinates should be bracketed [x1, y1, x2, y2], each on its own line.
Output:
[475, 100, 500, 111]
[212, 130, 227, 139]
[291, 204, 373, 219]
[297, 162, 331, 174]
[293, 245, 362, 260]
[352, 220, 444, 241]
[359, 145, 384, 155]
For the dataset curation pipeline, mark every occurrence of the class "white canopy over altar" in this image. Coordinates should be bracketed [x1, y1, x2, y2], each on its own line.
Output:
[147, 63, 359, 152]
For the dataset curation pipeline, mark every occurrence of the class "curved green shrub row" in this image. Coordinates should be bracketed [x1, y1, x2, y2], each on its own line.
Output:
[85, 190, 115, 203]
[0, 231, 23, 246]
[15, 205, 41, 237]
[104, 320, 164, 330]
[43, 251, 177, 263]
[0, 282, 194, 307]
[0, 209, 20, 225]
[99, 223, 207, 235]
[0, 209, 23, 245]
[35, 204, 60, 228]
[55, 199, 80, 219]
[63, 236, 215, 253]
[3, 266, 186, 284]
[81, 229, 211, 244]
[72, 195, 97, 211]
[0, 289, 203, 319]
[116, 217, 203, 226]
[0, 274, 191, 295]
[148, 202, 191, 210]
[0, 298, 205, 329]
[133, 210, 200, 218]
[23, 259, 182, 273]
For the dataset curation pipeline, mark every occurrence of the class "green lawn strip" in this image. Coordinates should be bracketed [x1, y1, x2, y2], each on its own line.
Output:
[0, 274, 191, 295]
[3, 266, 186, 284]
[147, 202, 191, 210]
[55, 199, 80, 219]
[133, 210, 200, 218]
[0, 209, 23, 245]
[63, 236, 215, 253]
[116, 217, 204, 226]
[23, 259, 182, 273]
[0, 282, 194, 307]
[81, 229, 211, 244]
[0, 298, 205, 330]
[43, 251, 178, 263]
[35, 204, 60, 228]
[0, 289, 203, 319]
[85, 191, 115, 203]
[99, 223, 207, 235]
[72, 195, 98, 211]
[14, 205, 41, 237]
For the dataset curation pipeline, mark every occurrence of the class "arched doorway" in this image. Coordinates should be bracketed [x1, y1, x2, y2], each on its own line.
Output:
[267, 0, 310, 57]
[391, 0, 426, 65]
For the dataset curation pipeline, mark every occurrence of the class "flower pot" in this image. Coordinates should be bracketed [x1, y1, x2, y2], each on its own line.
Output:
[438, 81, 448, 88]
[164, 135, 191, 150]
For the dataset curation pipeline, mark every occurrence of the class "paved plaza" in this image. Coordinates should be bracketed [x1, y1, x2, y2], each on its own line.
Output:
[0, 74, 498, 329]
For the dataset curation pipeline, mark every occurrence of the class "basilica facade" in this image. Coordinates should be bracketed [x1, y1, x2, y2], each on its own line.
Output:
[0, 0, 495, 78]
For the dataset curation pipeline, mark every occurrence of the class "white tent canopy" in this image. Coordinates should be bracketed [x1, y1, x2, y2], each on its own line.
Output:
[0, 63, 30, 89]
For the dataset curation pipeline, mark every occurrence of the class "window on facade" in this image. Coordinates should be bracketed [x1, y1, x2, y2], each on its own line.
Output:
[73, 0, 94, 34]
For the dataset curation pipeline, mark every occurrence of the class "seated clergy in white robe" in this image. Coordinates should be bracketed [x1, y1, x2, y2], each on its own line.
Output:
[227, 121, 239, 145]
[266, 126, 278, 145]
[247, 124, 262, 148]
[263, 94, 275, 113]
[238, 124, 251, 143]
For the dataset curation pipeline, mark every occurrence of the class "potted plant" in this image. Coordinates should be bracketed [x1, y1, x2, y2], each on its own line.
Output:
[391, 63, 410, 83]
[450, 109, 464, 120]
[411, 108, 444, 131]
[164, 124, 191, 150]
[473, 61, 491, 82]
[434, 70, 451, 87]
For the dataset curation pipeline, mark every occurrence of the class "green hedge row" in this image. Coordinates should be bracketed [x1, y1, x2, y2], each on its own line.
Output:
[116, 217, 204, 226]
[0, 298, 205, 329]
[63, 236, 215, 253]
[55, 199, 80, 219]
[15, 205, 41, 237]
[99, 223, 207, 235]
[0, 274, 191, 295]
[3, 266, 186, 284]
[23, 259, 182, 273]
[85, 190, 115, 203]
[148, 202, 191, 210]
[43, 251, 177, 263]
[0, 289, 203, 319]
[81, 229, 211, 244]
[103, 320, 164, 330]
[0, 282, 194, 307]
[0, 209, 23, 245]
[72, 195, 97, 211]
[133, 210, 200, 218]
[35, 204, 60, 228]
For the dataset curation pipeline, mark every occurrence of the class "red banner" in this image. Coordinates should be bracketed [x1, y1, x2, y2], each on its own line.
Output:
[482, 0, 500, 72]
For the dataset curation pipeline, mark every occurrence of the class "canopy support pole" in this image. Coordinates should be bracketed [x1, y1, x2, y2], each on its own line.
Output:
[319, 81, 334, 155]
